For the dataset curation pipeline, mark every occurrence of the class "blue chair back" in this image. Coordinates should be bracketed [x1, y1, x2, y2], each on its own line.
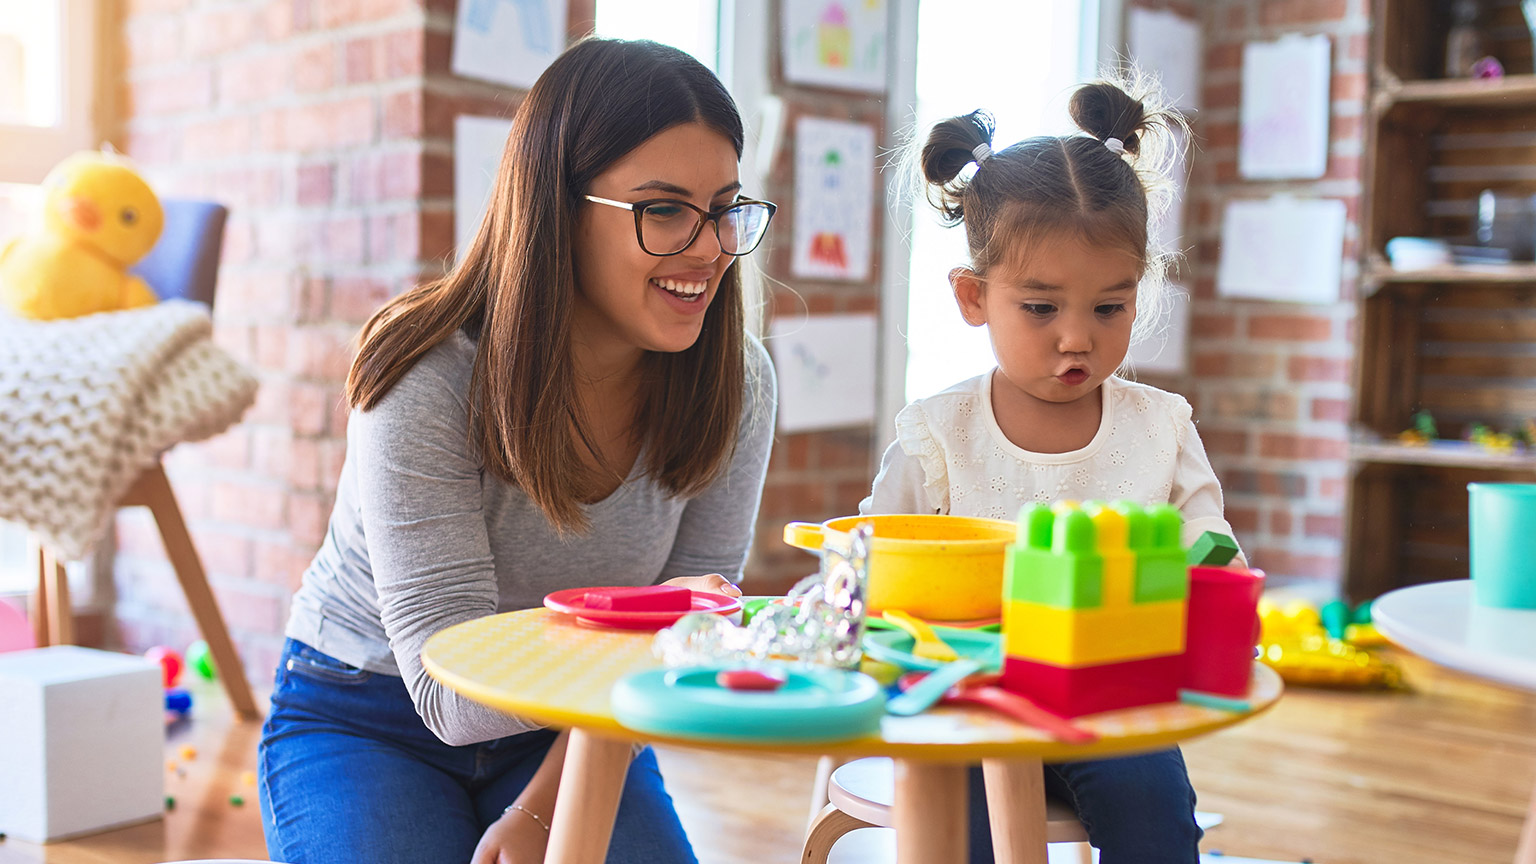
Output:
[129, 199, 229, 310]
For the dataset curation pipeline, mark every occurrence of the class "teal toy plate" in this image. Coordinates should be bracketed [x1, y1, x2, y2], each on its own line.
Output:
[862, 628, 1004, 672]
[611, 665, 886, 744]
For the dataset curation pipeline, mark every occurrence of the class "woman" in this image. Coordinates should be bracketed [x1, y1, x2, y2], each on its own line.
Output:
[258, 38, 778, 864]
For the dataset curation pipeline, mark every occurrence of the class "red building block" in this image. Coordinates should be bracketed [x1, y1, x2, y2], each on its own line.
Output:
[1183, 566, 1265, 696]
[583, 585, 692, 612]
[1001, 653, 1183, 718]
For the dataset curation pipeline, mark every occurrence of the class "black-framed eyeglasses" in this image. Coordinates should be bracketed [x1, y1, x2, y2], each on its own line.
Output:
[583, 195, 777, 257]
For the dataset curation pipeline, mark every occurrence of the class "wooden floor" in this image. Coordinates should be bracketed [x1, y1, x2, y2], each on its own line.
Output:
[2, 651, 1532, 864]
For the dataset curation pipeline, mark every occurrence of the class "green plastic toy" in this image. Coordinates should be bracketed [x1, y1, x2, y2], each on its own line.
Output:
[1187, 531, 1239, 566]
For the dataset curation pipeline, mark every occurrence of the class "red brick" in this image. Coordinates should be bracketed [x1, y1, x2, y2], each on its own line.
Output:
[1202, 82, 1240, 110]
[1269, 508, 1294, 536]
[292, 44, 336, 93]
[331, 277, 392, 323]
[1304, 514, 1343, 539]
[419, 206, 457, 262]
[1260, 0, 1349, 26]
[127, 67, 215, 116]
[1331, 72, 1367, 104]
[212, 583, 283, 633]
[1226, 506, 1260, 535]
[1258, 433, 1348, 461]
[1200, 428, 1250, 457]
[255, 540, 313, 592]
[252, 427, 295, 477]
[289, 383, 337, 437]
[1204, 121, 1238, 150]
[1311, 397, 1352, 422]
[344, 36, 385, 85]
[314, 0, 414, 28]
[200, 427, 251, 471]
[297, 161, 336, 206]
[194, 528, 254, 582]
[384, 29, 425, 78]
[213, 481, 287, 531]
[288, 492, 334, 549]
[288, 327, 355, 380]
[1288, 355, 1350, 382]
[384, 89, 423, 139]
[186, 6, 261, 59]
[1248, 315, 1333, 342]
[1193, 351, 1276, 378]
[1206, 42, 1241, 73]
[1319, 476, 1346, 502]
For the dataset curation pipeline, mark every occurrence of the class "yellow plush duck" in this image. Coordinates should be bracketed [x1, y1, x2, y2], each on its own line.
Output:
[0, 150, 164, 320]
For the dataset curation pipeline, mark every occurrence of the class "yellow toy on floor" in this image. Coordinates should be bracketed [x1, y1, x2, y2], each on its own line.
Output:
[0, 150, 164, 320]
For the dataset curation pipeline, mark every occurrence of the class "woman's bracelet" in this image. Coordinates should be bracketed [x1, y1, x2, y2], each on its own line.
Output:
[504, 803, 550, 833]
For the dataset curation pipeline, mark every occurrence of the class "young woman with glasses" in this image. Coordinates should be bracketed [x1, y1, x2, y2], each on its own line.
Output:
[258, 38, 778, 864]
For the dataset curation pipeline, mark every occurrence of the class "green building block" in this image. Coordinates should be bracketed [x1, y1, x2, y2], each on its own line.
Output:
[1005, 505, 1103, 609]
[1130, 503, 1189, 603]
[1187, 530, 1239, 566]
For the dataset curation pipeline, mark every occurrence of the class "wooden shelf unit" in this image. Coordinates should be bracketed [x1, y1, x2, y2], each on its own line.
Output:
[1345, 0, 1536, 601]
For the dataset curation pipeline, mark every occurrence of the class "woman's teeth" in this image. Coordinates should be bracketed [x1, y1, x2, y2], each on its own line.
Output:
[653, 277, 706, 300]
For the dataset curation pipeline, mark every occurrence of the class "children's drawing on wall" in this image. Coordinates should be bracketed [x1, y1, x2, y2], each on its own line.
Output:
[452, 0, 567, 89]
[453, 115, 514, 261]
[781, 0, 888, 93]
[767, 313, 878, 433]
[1239, 34, 1331, 180]
[791, 116, 875, 282]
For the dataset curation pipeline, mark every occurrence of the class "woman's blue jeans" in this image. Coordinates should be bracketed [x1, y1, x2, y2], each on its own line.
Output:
[968, 747, 1201, 863]
[257, 639, 696, 864]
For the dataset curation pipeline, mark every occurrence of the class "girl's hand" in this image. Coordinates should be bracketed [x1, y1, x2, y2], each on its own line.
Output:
[471, 805, 550, 864]
[662, 573, 743, 597]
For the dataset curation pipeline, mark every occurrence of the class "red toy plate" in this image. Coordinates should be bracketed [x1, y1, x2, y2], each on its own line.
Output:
[543, 587, 743, 631]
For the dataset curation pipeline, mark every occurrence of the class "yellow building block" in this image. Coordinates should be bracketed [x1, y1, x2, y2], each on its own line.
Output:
[1086, 504, 1134, 607]
[1003, 597, 1187, 667]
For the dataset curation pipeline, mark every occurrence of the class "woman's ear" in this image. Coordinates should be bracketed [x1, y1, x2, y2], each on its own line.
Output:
[950, 267, 987, 327]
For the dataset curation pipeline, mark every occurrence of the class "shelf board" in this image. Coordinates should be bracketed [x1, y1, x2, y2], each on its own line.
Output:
[1376, 74, 1536, 109]
[1349, 441, 1536, 471]
[1363, 262, 1536, 292]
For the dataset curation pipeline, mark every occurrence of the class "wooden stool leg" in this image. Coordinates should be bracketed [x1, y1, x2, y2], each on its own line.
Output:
[546, 729, 633, 864]
[802, 803, 878, 864]
[892, 759, 967, 864]
[981, 757, 1048, 864]
[808, 754, 845, 834]
[28, 535, 51, 647]
[39, 546, 75, 646]
[132, 464, 259, 720]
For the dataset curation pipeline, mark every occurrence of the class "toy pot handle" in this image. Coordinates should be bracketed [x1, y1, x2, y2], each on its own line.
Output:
[783, 522, 826, 551]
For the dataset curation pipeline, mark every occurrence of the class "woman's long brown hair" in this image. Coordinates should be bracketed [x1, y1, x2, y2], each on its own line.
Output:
[346, 38, 751, 534]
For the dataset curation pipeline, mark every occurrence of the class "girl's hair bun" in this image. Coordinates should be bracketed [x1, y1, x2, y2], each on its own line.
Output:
[919, 110, 995, 222]
[1068, 81, 1149, 155]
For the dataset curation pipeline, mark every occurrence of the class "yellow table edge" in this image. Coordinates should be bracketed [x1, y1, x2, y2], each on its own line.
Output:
[423, 608, 1283, 761]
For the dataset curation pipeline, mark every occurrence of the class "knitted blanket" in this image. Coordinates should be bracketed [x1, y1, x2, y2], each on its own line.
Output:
[0, 301, 258, 560]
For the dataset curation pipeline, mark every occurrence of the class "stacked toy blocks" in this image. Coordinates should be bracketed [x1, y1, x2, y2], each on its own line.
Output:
[1001, 501, 1189, 718]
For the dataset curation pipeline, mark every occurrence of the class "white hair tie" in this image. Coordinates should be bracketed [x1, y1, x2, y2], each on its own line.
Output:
[1104, 137, 1126, 155]
[971, 142, 992, 164]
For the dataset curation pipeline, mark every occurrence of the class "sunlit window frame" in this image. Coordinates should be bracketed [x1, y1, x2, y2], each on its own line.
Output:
[0, 0, 116, 185]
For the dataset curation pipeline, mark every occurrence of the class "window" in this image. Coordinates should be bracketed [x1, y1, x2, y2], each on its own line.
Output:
[902, 0, 1089, 402]
[594, 0, 719, 70]
[0, 0, 110, 185]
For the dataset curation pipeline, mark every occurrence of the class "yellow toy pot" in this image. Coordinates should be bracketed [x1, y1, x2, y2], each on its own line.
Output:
[783, 514, 1016, 622]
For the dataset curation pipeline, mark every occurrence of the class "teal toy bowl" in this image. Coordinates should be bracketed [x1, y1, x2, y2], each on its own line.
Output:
[1469, 482, 1536, 609]
[611, 665, 886, 744]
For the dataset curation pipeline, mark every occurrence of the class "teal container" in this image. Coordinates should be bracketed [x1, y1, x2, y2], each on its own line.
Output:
[1468, 483, 1536, 609]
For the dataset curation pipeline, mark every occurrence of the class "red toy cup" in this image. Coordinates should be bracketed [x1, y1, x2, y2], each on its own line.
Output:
[1183, 566, 1265, 697]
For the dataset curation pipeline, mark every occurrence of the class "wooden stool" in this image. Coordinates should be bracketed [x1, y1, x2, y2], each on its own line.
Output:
[802, 756, 1092, 864]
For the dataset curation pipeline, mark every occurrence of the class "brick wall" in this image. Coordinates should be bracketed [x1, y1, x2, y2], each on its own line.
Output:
[110, 0, 591, 678]
[740, 8, 891, 595]
[1138, 0, 1368, 584]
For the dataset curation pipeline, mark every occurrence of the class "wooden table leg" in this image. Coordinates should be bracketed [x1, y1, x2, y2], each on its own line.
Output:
[1516, 779, 1536, 864]
[892, 758, 968, 864]
[982, 757, 1048, 864]
[545, 729, 633, 864]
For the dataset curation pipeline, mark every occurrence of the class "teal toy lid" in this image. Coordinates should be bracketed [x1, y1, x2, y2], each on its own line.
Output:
[611, 665, 886, 744]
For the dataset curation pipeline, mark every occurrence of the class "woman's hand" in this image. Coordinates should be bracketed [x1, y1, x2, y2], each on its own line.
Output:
[662, 573, 742, 597]
[471, 804, 550, 864]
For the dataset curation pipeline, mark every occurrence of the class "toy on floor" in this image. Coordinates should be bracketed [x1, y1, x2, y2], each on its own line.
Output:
[144, 645, 182, 688]
[1398, 410, 1438, 447]
[0, 150, 164, 320]
[1258, 597, 1404, 689]
[185, 639, 216, 680]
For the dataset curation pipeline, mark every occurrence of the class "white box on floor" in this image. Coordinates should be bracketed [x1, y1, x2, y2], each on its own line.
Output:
[0, 645, 164, 843]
